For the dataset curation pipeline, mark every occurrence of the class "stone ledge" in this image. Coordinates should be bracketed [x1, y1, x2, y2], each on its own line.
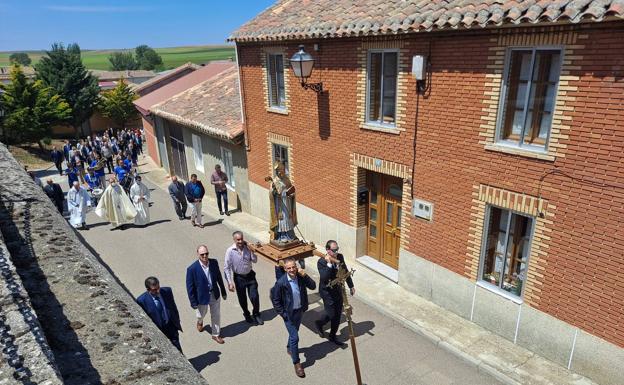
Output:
[0, 230, 62, 384]
[0, 143, 207, 385]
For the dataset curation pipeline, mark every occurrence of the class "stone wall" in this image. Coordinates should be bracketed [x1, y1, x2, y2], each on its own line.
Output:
[0, 143, 207, 384]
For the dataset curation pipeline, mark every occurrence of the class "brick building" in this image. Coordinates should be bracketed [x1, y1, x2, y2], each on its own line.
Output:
[230, 1, 624, 383]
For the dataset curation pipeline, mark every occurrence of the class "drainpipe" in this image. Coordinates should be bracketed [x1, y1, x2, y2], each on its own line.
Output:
[234, 42, 251, 152]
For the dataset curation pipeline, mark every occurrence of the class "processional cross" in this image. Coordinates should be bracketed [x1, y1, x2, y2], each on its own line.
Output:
[329, 263, 362, 385]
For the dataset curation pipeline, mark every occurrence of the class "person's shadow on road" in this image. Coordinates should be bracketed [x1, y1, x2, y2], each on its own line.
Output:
[220, 308, 279, 338]
[188, 351, 221, 372]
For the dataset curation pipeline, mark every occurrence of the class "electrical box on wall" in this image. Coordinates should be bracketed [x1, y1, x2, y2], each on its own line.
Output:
[413, 198, 433, 221]
[411, 55, 427, 80]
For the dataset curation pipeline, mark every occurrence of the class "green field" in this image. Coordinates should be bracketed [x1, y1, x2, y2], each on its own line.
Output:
[0, 45, 235, 70]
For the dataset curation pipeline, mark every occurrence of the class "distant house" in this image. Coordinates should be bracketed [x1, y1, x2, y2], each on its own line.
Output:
[134, 62, 248, 212]
[134, 62, 234, 165]
[90, 69, 156, 90]
[133, 62, 200, 96]
[0, 66, 36, 85]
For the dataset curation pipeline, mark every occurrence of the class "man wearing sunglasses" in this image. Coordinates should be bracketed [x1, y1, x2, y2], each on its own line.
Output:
[186, 245, 227, 344]
[315, 240, 355, 347]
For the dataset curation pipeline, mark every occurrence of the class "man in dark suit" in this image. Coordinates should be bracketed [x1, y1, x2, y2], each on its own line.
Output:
[186, 245, 227, 344]
[43, 179, 65, 214]
[50, 146, 64, 176]
[136, 276, 183, 352]
[315, 240, 355, 347]
[168, 175, 187, 220]
[271, 257, 316, 378]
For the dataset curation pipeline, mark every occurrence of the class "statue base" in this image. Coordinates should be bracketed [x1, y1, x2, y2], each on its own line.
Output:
[250, 239, 316, 263]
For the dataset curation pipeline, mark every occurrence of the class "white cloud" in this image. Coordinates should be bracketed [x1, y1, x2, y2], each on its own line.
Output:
[45, 5, 154, 13]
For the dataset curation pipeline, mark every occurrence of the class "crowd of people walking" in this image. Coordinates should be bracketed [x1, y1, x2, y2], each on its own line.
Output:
[35, 128, 357, 380]
[140, 235, 355, 379]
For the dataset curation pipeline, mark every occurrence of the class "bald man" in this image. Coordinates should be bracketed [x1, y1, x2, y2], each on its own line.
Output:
[186, 245, 227, 344]
[168, 175, 187, 220]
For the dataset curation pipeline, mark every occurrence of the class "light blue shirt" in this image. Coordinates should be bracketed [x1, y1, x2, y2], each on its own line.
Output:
[287, 275, 301, 310]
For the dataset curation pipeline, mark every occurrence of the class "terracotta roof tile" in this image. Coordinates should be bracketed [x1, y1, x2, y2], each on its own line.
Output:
[229, 0, 624, 42]
[151, 66, 243, 141]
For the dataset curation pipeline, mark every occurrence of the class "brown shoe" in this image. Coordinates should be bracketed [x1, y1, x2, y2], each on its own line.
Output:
[294, 363, 305, 378]
[212, 336, 225, 344]
[196, 321, 203, 332]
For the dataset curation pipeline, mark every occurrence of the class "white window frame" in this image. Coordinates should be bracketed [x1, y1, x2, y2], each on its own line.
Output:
[267, 53, 286, 109]
[191, 133, 204, 173]
[365, 49, 399, 128]
[271, 143, 289, 176]
[220, 146, 235, 189]
[495, 46, 564, 153]
[477, 205, 535, 300]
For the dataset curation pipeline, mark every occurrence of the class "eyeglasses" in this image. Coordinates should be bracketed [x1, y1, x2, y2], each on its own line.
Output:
[199, 253, 209, 256]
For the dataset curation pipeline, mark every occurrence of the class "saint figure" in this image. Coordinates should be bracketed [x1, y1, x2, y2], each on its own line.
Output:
[267, 162, 297, 243]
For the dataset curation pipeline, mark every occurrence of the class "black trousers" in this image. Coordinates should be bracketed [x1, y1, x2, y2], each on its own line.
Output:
[319, 297, 343, 338]
[54, 161, 63, 175]
[234, 271, 260, 317]
[54, 199, 64, 214]
[161, 324, 182, 352]
[216, 189, 228, 213]
[172, 198, 187, 218]
[105, 157, 114, 174]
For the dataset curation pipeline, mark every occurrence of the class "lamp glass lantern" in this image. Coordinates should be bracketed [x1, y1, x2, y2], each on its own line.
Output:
[289, 45, 322, 93]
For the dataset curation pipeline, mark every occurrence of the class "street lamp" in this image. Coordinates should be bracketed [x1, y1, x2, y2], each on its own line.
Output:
[290, 45, 323, 93]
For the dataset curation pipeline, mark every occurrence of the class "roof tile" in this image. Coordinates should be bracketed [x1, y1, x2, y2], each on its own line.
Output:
[230, 0, 624, 41]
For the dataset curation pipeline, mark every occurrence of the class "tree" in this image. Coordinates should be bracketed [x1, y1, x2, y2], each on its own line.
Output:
[108, 51, 138, 70]
[99, 79, 138, 129]
[0, 64, 71, 146]
[9, 52, 32, 66]
[35, 43, 99, 136]
[135, 45, 163, 70]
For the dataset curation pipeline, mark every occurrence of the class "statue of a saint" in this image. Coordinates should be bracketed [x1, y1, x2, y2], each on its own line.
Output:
[265, 161, 298, 243]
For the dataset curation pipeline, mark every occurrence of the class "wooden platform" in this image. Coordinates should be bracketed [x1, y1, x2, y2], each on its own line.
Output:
[250, 241, 317, 263]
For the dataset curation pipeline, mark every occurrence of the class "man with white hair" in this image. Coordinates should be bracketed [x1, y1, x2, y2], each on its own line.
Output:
[67, 181, 90, 230]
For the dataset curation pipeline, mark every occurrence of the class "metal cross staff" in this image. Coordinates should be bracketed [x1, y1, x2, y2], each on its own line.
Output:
[329, 263, 362, 385]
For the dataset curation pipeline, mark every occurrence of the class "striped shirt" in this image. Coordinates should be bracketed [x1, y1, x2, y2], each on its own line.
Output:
[224, 244, 257, 283]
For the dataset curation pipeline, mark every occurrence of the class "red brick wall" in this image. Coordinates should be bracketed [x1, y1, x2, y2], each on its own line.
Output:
[237, 25, 624, 347]
[142, 116, 160, 165]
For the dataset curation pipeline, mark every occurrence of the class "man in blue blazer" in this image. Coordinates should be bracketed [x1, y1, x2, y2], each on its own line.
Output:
[136, 276, 183, 352]
[271, 257, 316, 378]
[186, 245, 227, 344]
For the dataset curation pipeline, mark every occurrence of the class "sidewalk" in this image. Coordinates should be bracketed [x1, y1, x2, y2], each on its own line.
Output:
[140, 157, 597, 385]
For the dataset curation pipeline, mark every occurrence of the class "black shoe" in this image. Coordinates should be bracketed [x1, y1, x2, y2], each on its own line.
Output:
[225, 211, 230, 216]
[314, 320, 325, 338]
[254, 314, 264, 325]
[244, 314, 255, 324]
[328, 335, 347, 347]
[178, 216, 184, 220]
[219, 211, 224, 215]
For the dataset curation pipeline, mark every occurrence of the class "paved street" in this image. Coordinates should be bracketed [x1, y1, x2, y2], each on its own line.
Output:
[44, 166, 501, 385]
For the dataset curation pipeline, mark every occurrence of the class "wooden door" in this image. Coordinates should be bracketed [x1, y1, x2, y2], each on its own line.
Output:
[366, 172, 402, 269]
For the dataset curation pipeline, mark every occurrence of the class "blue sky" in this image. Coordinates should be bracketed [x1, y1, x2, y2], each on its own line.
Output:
[0, 0, 275, 51]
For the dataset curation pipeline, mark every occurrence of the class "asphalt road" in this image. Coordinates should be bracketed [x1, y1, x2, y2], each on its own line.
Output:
[43, 167, 501, 385]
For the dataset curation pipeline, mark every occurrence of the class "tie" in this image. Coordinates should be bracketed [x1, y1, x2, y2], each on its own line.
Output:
[154, 296, 169, 324]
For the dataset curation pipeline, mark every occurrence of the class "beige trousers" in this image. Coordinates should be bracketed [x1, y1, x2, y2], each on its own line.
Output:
[195, 292, 220, 336]
[190, 201, 203, 225]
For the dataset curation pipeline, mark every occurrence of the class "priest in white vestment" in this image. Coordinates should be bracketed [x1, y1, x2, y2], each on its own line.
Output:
[95, 176, 137, 229]
[129, 175, 150, 226]
[67, 181, 91, 229]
